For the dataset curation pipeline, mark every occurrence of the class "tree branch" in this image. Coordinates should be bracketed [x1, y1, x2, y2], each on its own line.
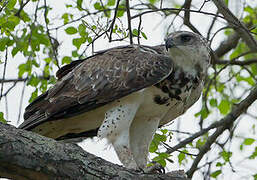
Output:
[214, 32, 240, 58]
[0, 123, 189, 180]
[166, 85, 257, 155]
[212, 0, 257, 52]
[215, 58, 257, 66]
[126, 0, 133, 45]
[109, 0, 121, 42]
[183, 0, 201, 35]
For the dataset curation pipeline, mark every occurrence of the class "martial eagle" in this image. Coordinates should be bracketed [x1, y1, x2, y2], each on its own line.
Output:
[19, 31, 211, 170]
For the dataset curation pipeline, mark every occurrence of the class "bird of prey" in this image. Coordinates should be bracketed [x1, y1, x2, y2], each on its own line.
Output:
[19, 31, 211, 170]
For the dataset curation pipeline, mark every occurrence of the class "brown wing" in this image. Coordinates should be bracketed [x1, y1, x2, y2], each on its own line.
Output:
[19, 45, 173, 130]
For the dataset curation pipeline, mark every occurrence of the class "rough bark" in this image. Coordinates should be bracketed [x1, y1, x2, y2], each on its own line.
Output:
[0, 123, 188, 180]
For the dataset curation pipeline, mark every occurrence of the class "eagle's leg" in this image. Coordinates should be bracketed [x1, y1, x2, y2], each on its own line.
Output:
[112, 129, 137, 168]
[129, 116, 160, 170]
[97, 101, 141, 169]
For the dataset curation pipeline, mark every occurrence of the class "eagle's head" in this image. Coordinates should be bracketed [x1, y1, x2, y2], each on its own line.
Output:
[165, 31, 211, 76]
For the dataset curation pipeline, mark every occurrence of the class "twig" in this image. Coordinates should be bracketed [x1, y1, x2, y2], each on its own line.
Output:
[183, 0, 201, 35]
[162, 142, 197, 156]
[0, 82, 17, 98]
[109, 0, 121, 42]
[215, 58, 257, 66]
[207, 10, 219, 40]
[43, 0, 60, 69]
[170, 129, 193, 135]
[131, 8, 224, 20]
[126, 0, 133, 45]
[17, 82, 26, 125]
[137, 15, 142, 44]
[198, 0, 209, 11]
[166, 85, 257, 155]
[0, 76, 51, 84]
[0, 48, 8, 102]
[186, 126, 225, 178]
[15, 0, 30, 17]
[99, 0, 109, 17]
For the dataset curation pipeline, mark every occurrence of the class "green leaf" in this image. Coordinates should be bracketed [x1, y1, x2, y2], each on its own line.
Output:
[244, 6, 254, 15]
[8, 15, 20, 24]
[149, 133, 166, 153]
[220, 151, 232, 162]
[44, 57, 52, 64]
[65, 27, 78, 35]
[154, 133, 167, 142]
[107, 0, 116, 6]
[243, 138, 255, 145]
[132, 29, 139, 36]
[196, 138, 207, 149]
[87, 36, 92, 43]
[249, 147, 257, 159]
[6, 0, 17, 10]
[18, 63, 31, 77]
[11, 47, 20, 57]
[218, 99, 230, 115]
[195, 107, 209, 119]
[62, 56, 72, 64]
[178, 152, 185, 165]
[32, 59, 39, 68]
[72, 37, 86, 49]
[149, 0, 157, 4]
[94, 2, 102, 10]
[210, 170, 222, 178]
[0, 112, 7, 123]
[78, 24, 87, 36]
[27, 75, 40, 87]
[77, 0, 83, 10]
[160, 129, 168, 134]
[62, 13, 69, 24]
[236, 75, 255, 86]
[66, 4, 73, 8]
[210, 98, 217, 107]
[29, 89, 38, 103]
[40, 79, 48, 93]
[117, 5, 125, 17]
[152, 152, 170, 167]
[0, 38, 9, 51]
[72, 50, 79, 57]
[216, 162, 223, 167]
[149, 140, 158, 153]
[20, 10, 31, 22]
[141, 31, 148, 40]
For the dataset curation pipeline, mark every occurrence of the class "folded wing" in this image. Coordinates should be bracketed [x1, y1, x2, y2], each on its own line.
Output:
[19, 45, 173, 131]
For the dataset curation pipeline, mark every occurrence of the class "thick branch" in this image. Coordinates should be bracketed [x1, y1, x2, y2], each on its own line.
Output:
[212, 0, 257, 52]
[167, 86, 257, 154]
[0, 123, 188, 180]
[214, 32, 240, 58]
[215, 58, 257, 66]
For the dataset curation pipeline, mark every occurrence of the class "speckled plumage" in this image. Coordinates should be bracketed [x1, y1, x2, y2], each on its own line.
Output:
[19, 31, 211, 170]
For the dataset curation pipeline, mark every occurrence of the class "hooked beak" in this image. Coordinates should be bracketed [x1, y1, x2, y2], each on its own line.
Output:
[165, 38, 176, 51]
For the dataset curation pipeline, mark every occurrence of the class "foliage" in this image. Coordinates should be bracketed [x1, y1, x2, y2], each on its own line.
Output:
[0, 0, 257, 179]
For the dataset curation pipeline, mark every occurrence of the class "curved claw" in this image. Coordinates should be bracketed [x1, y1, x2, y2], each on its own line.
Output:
[144, 163, 165, 174]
